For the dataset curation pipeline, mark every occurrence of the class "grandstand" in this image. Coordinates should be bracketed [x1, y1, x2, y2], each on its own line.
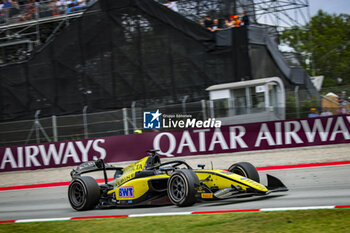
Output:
[0, 0, 97, 64]
[0, 0, 316, 122]
[0, 0, 320, 147]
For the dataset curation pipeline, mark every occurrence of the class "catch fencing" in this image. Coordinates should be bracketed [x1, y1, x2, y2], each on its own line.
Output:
[0, 92, 329, 147]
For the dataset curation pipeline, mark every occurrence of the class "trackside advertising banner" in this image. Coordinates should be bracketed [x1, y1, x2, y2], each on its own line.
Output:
[1, 115, 350, 172]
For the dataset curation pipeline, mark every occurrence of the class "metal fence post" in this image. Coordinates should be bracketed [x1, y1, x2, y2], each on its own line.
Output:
[52, 115, 58, 142]
[25, 110, 50, 144]
[83, 106, 88, 139]
[123, 108, 129, 135]
[35, 111, 40, 144]
[131, 101, 137, 131]
[201, 100, 207, 120]
[209, 100, 215, 118]
[294, 86, 300, 118]
[182, 95, 189, 115]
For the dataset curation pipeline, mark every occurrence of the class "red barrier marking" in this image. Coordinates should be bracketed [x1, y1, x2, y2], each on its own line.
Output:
[192, 209, 260, 214]
[0, 220, 16, 224]
[71, 215, 128, 220]
[335, 205, 350, 209]
[257, 161, 350, 171]
[95, 178, 114, 183]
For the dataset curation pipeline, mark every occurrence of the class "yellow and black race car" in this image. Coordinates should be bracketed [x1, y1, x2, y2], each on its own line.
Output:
[68, 150, 288, 211]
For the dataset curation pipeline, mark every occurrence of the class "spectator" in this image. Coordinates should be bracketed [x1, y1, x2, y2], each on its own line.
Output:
[337, 92, 343, 99]
[0, 3, 4, 24]
[241, 12, 249, 26]
[54, 0, 67, 15]
[320, 107, 333, 117]
[226, 15, 235, 28]
[233, 15, 242, 27]
[66, 0, 86, 13]
[210, 18, 220, 32]
[9, 0, 20, 18]
[78, 0, 87, 10]
[18, 0, 36, 22]
[2, 0, 12, 9]
[308, 107, 319, 118]
[0, 0, 11, 22]
[338, 97, 346, 107]
[201, 15, 213, 31]
[39, 0, 52, 18]
[164, 1, 178, 12]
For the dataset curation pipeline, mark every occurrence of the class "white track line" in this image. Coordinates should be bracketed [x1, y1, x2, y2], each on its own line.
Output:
[15, 217, 71, 223]
[261, 206, 335, 211]
[129, 212, 192, 217]
[2, 205, 348, 224]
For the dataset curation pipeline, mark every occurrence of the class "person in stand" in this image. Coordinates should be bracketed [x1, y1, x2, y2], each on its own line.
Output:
[210, 18, 220, 32]
[2, 0, 11, 9]
[226, 15, 235, 28]
[233, 15, 242, 27]
[338, 97, 346, 107]
[0, 3, 4, 24]
[9, 0, 20, 18]
[54, 0, 68, 15]
[66, 0, 86, 13]
[1, 0, 11, 22]
[200, 15, 213, 31]
[18, 0, 36, 22]
[241, 12, 249, 26]
[308, 107, 319, 118]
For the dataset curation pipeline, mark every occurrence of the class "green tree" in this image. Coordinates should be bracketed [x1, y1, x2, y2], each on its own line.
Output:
[281, 10, 350, 87]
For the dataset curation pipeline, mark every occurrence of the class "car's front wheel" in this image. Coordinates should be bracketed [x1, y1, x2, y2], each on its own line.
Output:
[228, 162, 260, 182]
[68, 176, 100, 211]
[167, 169, 199, 207]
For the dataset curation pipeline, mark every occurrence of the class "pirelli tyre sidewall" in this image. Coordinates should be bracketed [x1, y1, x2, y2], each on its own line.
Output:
[167, 169, 199, 207]
[68, 176, 100, 211]
[228, 162, 260, 183]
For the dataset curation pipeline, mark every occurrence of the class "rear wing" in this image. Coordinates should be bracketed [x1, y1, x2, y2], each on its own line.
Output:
[70, 159, 122, 184]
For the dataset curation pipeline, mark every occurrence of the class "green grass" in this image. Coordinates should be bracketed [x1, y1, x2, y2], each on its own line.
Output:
[1, 209, 350, 233]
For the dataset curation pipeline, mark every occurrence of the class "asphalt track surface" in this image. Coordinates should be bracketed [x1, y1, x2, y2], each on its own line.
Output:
[0, 164, 349, 221]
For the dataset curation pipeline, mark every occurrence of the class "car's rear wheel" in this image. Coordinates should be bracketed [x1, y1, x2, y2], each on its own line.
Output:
[68, 176, 100, 211]
[167, 169, 199, 207]
[228, 162, 260, 183]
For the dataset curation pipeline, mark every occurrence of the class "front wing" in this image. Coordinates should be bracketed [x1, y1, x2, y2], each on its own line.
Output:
[196, 172, 288, 200]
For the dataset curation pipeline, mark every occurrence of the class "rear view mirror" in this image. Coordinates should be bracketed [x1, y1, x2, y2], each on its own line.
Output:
[95, 159, 104, 169]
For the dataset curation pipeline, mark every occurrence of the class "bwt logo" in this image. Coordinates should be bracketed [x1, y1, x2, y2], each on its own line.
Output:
[118, 187, 134, 198]
[143, 109, 161, 129]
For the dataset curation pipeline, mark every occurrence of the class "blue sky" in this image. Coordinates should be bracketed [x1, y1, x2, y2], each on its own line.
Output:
[309, 0, 350, 16]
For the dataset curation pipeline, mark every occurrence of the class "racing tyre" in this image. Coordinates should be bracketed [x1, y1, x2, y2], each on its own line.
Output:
[228, 162, 260, 183]
[68, 176, 100, 211]
[167, 169, 199, 207]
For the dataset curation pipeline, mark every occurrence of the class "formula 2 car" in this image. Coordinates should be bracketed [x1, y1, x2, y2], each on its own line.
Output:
[68, 150, 288, 210]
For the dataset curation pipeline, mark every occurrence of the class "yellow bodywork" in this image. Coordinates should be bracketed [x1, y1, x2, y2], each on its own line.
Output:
[113, 157, 148, 187]
[107, 157, 168, 200]
[107, 164, 268, 201]
[107, 174, 168, 200]
[195, 169, 268, 192]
